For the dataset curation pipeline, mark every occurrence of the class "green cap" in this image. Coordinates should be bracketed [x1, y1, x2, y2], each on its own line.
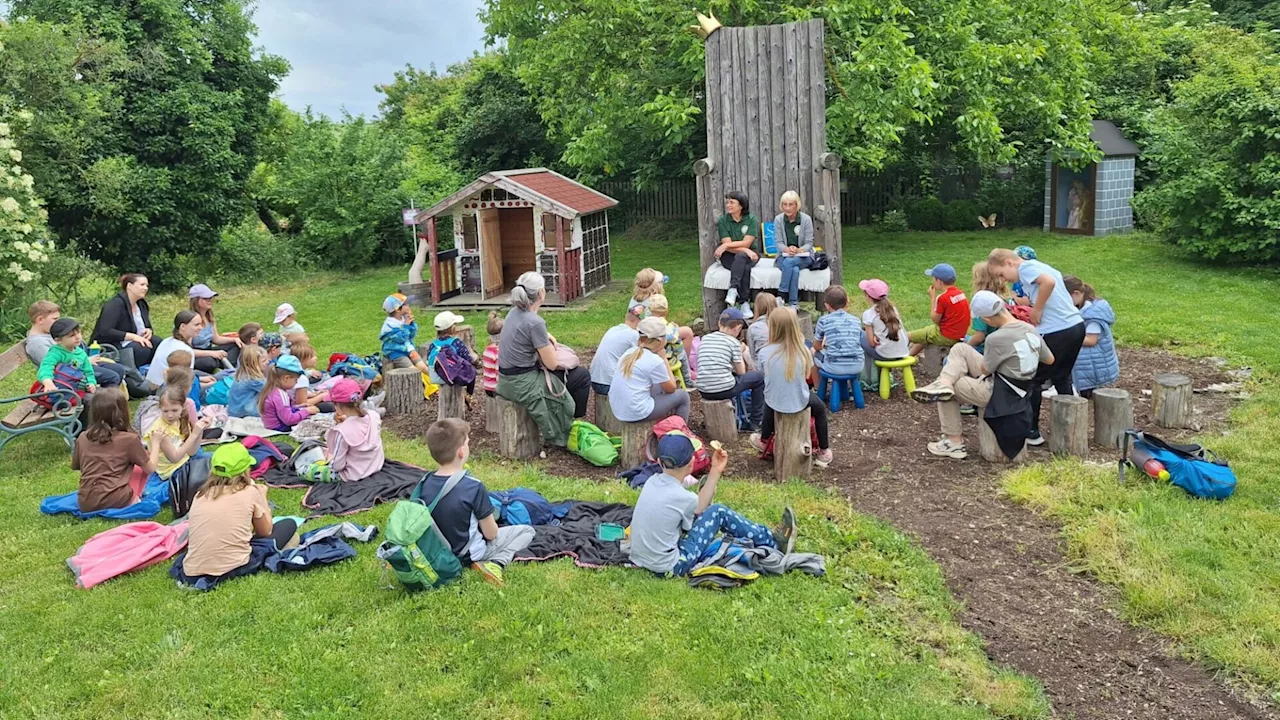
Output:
[210, 442, 254, 478]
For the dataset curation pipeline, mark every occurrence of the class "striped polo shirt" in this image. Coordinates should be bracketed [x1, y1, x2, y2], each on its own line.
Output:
[695, 331, 742, 394]
[815, 309, 864, 363]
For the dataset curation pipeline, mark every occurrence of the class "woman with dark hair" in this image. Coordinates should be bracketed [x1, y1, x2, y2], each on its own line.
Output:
[145, 311, 205, 387]
[187, 284, 238, 371]
[715, 191, 761, 316]
[91, 273, 155, 369]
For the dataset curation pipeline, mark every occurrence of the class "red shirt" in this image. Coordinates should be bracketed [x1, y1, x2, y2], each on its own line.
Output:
[935, 286, 970, 341]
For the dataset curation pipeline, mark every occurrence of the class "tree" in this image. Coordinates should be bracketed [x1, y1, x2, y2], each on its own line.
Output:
[446, 54, 565, 177]
[5, 0, 287, 286]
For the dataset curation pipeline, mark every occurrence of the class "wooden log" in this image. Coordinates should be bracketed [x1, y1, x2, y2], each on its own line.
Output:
[703, 399, 738, 443]
[978, 419, 1026, 463]
[773, 408, 812, 482]
[818, 152, 842, 170]
[1092, 388, 1132, 449]
[455, 324, 475, 355]
[593, 392, 623, 435]
[384, 368, 425, 417]
[485, 393, 500, 433]
[437, 384, 467, 422]
[1152, 373, 1193, 429]
[496, 396, 541, 459]
[620, 420, 656, 469]
[1049, 394, 1090, 457]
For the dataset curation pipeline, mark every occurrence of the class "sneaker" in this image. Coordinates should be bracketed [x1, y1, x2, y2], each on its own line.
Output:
[927, 438, 968, 459]
[959, 403, 978, 417]
[725, 289, 738, 306]
[775, 296, 785, 308]
[740, 302, 754, 319]
[471, 561, 505, 587]
[748, 433, 766, 453]
[1042, 386, 1058, 398]
[911, 380, 955, 403]
[788, 302, 799, 310]
[773, 506, 797, 555]
[814, 448, 833, 468]
[1025, 431, 1045, 446]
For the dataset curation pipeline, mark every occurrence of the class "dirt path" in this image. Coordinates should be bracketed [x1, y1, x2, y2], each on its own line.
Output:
[387, 347, 1274, 719]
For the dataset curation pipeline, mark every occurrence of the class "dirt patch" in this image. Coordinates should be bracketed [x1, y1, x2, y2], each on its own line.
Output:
[385, 347, 1273, 719]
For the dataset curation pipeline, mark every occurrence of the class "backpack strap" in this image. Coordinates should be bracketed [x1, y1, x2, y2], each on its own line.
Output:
[421, 469, 468, 512]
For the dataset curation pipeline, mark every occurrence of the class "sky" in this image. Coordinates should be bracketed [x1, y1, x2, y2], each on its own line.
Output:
[252, 0, 489, 119]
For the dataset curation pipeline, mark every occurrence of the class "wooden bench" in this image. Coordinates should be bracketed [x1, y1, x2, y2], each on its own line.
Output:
[0, 340, 82, 455]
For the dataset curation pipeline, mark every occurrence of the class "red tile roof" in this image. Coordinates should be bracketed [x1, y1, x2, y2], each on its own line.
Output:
[504, 171, 617, 216]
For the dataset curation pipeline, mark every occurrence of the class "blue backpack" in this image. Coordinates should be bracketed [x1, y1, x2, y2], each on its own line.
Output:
[1122, 431, 1237, 500]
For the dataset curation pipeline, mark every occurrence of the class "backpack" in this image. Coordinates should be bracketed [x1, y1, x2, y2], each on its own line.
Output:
[328, 353, 381, 382]
[169, 453, 212, 519]
[433, 341, 476, 386]
[204, 375, 234, 406]
[1122, 430, 1237, 500]
[30, 363, 87, 410]
[645, 416, 710, 475]
[375, 470, 467, 591]
[568, 420, 621, 467]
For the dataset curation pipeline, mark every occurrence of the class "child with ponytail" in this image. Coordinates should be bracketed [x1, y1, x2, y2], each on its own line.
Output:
[857, 279, 909, 393]
[608, 317, 691, 423]
[750, 307, 833, 467]
[259, 355, 318, 432]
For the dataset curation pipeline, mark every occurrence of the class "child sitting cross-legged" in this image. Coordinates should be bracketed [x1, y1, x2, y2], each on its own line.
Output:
[259, 354, 319, 432]
[810, 285, 865, 385]
[628, 434, 796, 577]
[73, 389, 156, 513]
[429, 311, 476, 394]
[145, 385, 209, 492]
[908, 263, 970, 356]
[228, 345, 267, 418]
[419, 418, 534, 587]
[749, 307, 834, 467]
[379, 294, 432, 376]
[322, 378, 385, 481]
[695, 307, 764, 431]
[643, 294, 691, 388]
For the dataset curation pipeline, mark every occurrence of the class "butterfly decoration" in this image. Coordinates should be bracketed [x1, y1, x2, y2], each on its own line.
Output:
[978, 214, 998, 229]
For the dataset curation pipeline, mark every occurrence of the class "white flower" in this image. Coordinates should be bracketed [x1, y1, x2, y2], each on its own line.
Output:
[27, 249, 43, 261]
[37, 209, 48, 222]
[20, 175, 33, 189]
[17, 269, 34, 283]
[16, 111, 32, 123]
[0, 138, 13, 149]
[8, 150, 21, 163]
[13, 240, 29, 252]
[1, 197, 19, 214]
[0, 123, 9, 136]
[7, 261, 23, 276]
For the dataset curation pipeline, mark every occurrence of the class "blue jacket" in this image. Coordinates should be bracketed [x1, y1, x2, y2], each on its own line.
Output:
[380, 317, 419, 361]
[1073, 299, 1119, 392]
[488, 488, 573, 526]
[228, 378, 265, 418]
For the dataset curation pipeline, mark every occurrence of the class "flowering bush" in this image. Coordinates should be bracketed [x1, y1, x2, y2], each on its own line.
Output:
[0, 111, 52, 295]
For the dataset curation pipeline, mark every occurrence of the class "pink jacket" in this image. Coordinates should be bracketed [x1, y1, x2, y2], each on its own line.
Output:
[67, 521, 189, 589]
[325, 411, 385, 481]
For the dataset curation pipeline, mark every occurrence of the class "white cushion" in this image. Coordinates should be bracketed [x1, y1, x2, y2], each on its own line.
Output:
[702, 256, 831, 293]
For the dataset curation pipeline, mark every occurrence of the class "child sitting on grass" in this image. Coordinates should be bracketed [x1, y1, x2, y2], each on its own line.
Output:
[811, 285, 865, 384]
[323, 378, 385, 481]
[482, 311, 502, 397]
[857, 279, 909, 393]
[259, 333, 283, 364]
[908, 263, 970, 356]
[228, 345, 267, 418]
[160, 357, 202, 420]
[287, 342, 336, 413]
[749, 307, 833, 467]
[73, 389, 155, 513]
[174, 442, 297, 584]
[747, 292, 778, 369]
[696, 307, 764, 431]
[37, 317, 98, 398]
[629, 434, 796, 577]
[273, 302, 305, 353]
[419, 418, 534, 587]
[379, 293, 432, 375]
[144, 385, 209, 489]
[1064, 275, 1119, 398]
[259, 355, 319, 432]
[644, 294, 691, 388]
[429, 311, 476, 394]
[238, 322, 264, 349]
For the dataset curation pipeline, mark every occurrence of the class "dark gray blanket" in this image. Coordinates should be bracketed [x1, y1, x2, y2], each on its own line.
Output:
[514, 502, 633, 568]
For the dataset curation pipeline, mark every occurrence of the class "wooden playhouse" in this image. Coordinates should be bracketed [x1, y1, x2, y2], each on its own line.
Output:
[414, 169, 619, 308]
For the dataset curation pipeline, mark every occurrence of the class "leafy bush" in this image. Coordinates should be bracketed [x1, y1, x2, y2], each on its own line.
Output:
[870, 209, 909, 234]
[173, 216, 315, 286]
[974, 163, 1046, 229]
[943, 199, 980, 231]
[905, 197, 947, 231]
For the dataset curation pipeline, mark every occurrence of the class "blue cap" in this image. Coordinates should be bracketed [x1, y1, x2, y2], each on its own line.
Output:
[656, 433, 695, 469]
[274, 354, 304, 375]
[1014, 245, 1037, 260]
[925, 263, 957, 283]
[719, 307, 745, 324]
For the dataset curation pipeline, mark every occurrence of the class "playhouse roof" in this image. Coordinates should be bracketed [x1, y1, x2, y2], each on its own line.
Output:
[417, 168, 618, 222]
[1090, 120, 1139, 157]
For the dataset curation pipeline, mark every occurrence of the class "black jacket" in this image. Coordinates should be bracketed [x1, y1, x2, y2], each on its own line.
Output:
[91, 292, 152, 346]
[983, 374, 1034, 460]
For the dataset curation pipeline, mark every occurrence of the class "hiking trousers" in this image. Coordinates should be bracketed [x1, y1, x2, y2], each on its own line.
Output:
[672, 504, 776, 576]
[476, 525, 535, 567]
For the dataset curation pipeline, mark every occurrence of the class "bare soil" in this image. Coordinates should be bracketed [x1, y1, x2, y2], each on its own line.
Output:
[384, 347, 1274, 719]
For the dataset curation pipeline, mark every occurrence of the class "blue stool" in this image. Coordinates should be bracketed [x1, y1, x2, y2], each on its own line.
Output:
[818, 370, 865, 412]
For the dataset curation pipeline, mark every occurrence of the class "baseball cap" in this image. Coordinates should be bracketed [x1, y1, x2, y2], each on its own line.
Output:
[50, 317, 80, 339]
[187, 284, 218, 300]
[330, 378, 364, 405]
[433, 311, 465, 332]
[273, 303, 296, 324]
[383, 293, 407, 313]
[210, 442, 254, 478]
[258, 332, 282, 349]
[858, 278, 889, 300]
[1014, 245, 1037, 260]
[970, 290, 1007, 319]
[274, 354, 304, 375]
[925, 263, 957, 284]
[637, 316, 667, 340]
[656, 433, 695, 469]
[719, 307, 745, 324]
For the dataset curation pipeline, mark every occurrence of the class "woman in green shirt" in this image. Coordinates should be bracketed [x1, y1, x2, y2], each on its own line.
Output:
[715, 191, 760, 314]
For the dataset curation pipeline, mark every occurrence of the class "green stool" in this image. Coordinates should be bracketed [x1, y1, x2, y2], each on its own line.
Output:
[874, 357, 917, 400]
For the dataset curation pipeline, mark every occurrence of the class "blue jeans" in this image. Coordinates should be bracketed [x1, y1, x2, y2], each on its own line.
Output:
[776, 255, 813, 304]
[672, 503, 777, 576]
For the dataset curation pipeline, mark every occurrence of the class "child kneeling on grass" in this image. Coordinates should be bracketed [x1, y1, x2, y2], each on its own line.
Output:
[323, 378, 385, 482]
[73, 389, 156, 513]
[629, 434, 796, 577]
[695, 307, 764, 431]
[750, 307, 833, 467]
[259, 355, 319, 432]
[908, 263, 970, 356]
[419, 418, 534, 587]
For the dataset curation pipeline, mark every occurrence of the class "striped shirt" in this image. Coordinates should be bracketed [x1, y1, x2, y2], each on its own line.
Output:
[815, 309, 864, 364]
[482, 343, 500, 393]
[695, 331, 742, 394]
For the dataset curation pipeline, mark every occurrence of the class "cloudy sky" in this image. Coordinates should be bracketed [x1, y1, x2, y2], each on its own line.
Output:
[253, 0, 489, 119]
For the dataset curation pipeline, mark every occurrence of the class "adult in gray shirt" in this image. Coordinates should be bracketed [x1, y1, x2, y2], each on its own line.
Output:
[589, 305, 642, 395]
[773, 190, 816, 307]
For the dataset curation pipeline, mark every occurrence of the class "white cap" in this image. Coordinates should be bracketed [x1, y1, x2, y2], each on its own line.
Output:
[433, 311, 465, 331]
[273, 303, 296, 324]
[970, 290, 1007, 319]
[637, 316, 668, 340]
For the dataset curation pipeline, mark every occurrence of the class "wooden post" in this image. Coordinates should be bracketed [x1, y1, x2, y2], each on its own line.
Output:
[437, 384, 467, 422]
[702, 399, 738, 443]
[593, 392, 623, 435]
[796, 309, 815, 344]
[620, 420, 655, 469]
[496, 396, 541, 459]
[695, 158, 723, 325]
[1092, 388, 1132, 449]
[485, 393, 500, 433]
[384, 368, 425, 417]
[427, 216, 441, 305]
[773, 408, 812, 482]
[1049, 395, 1089, 457]
[1152, 373, 1193, 429]
[819, 163, 842, 287]
[454, 324, 476, 355]
[555, 215, 568, 301]
[978, 419, 1026, 463]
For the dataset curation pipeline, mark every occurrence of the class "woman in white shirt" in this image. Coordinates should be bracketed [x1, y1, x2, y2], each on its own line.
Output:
[608, 317, 690, 423]
[145, 311, 204, 387]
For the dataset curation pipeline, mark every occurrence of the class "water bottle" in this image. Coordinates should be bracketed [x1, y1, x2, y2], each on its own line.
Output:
[88, 342, 101, 357]
[1129, 444, 1170, 481]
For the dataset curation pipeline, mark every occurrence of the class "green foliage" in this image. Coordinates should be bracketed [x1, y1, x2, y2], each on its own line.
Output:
[905, 196, 947, 231]
[871, 209, 909, 234]
[973, 162, 1047, 228]
[942, 199, 980, 232]
[449, 54, 564, 177]
[173, 214, 313, 287]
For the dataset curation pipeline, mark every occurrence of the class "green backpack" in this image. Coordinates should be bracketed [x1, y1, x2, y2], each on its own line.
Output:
[375, 471, 467, 591]
[567, 420, 621, 467]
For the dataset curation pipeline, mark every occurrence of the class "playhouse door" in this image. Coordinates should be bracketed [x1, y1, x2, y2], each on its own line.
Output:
[478, 208, 504, 299]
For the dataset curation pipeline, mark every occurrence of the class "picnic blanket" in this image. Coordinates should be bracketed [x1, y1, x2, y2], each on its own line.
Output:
[170, 521, 376, 591]
[261, 459, 425, 516]
[514, 502, 634, 568]
[41, 476, 171, 521]
[67, 520, 189, 589]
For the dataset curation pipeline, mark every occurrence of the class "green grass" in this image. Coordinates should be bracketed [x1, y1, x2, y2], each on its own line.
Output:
[0, 244, 1049, 718]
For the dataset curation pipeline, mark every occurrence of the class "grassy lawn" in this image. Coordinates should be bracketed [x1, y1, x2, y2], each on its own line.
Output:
[0, 250, 1048, 717]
